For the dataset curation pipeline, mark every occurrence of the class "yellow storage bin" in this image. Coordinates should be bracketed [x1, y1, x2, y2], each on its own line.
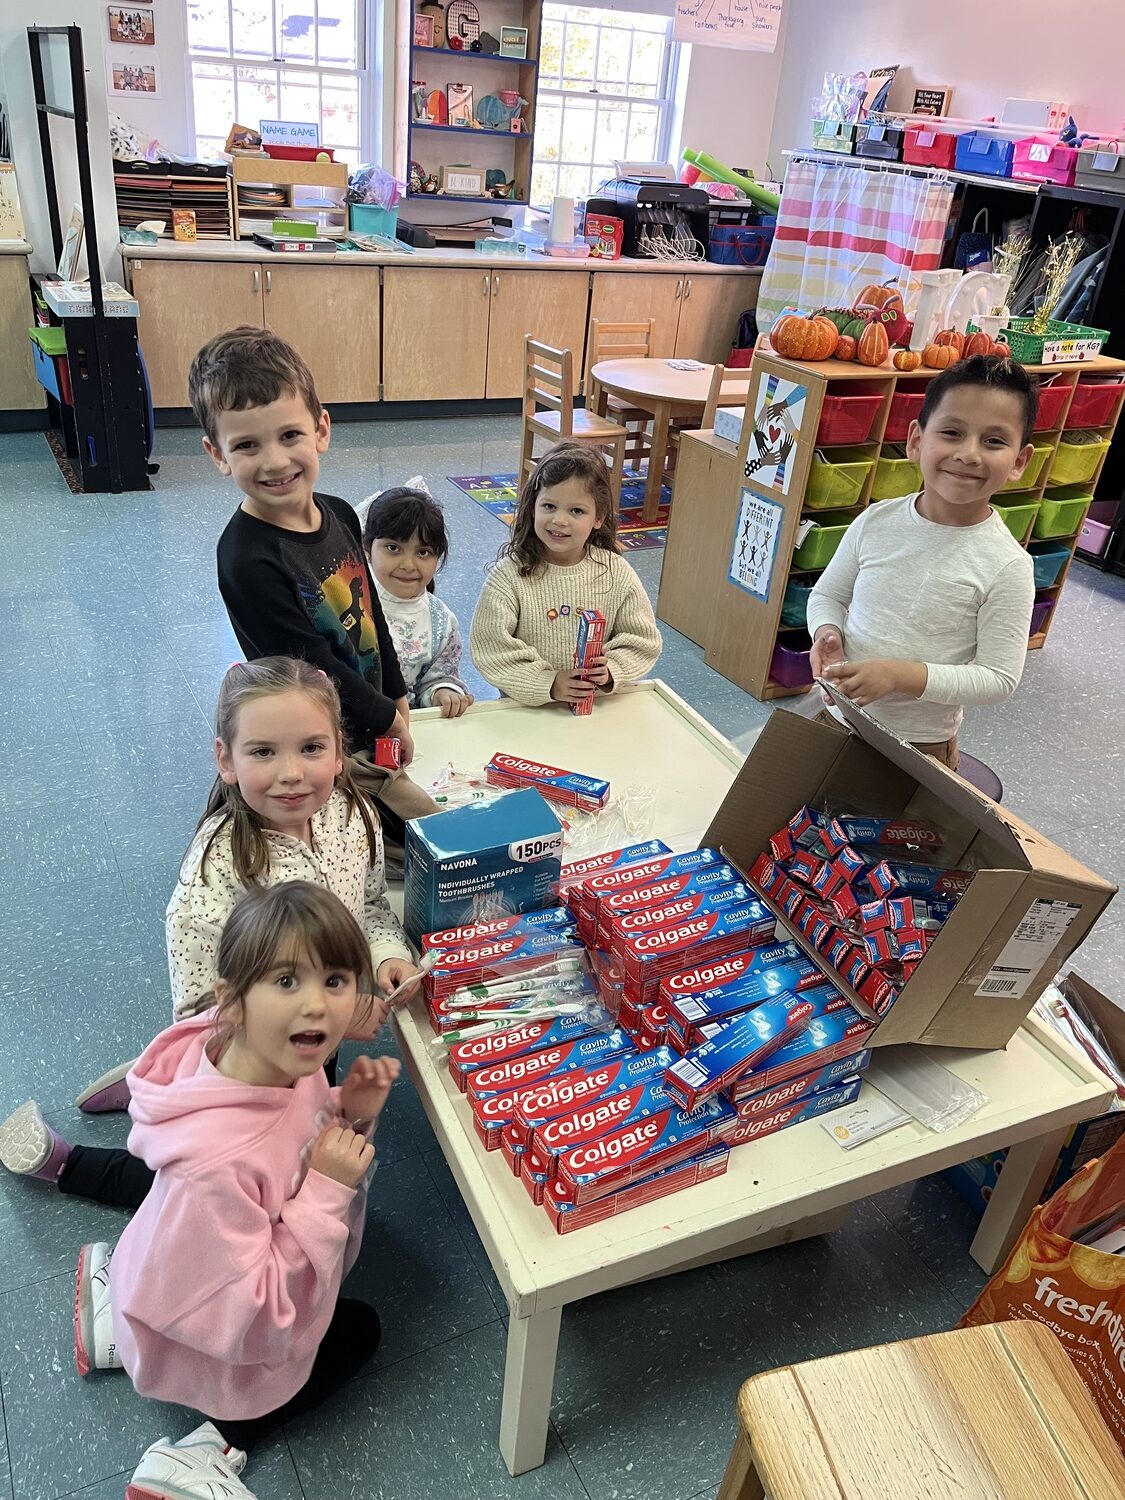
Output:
[1033, 486, 1091, 540]
[871, 449, 922, 501]
[793, 518, 852, 570]
[1049, 431, 1111, 487]
[999, 442, 1051, 493]
[806, 447, 874, 510]
[992, 501, 1039, 542]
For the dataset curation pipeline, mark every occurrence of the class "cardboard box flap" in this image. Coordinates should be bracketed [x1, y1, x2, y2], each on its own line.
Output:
[1061, 973, 1125, 1075]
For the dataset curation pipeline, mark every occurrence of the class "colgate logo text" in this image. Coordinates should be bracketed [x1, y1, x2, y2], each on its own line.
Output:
[566, 1116, 664, 1170]
[632, 919, 714, 951]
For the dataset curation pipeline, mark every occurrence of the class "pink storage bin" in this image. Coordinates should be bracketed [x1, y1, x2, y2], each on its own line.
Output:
[884, 388, 925, 442]
[1065, 379, 1125, 429]
[1078, 518, 1112, 556]
[1012, 138, 1077, 185]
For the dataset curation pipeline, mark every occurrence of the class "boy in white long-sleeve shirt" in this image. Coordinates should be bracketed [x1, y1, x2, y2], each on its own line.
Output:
[807, 355, 1037, 770]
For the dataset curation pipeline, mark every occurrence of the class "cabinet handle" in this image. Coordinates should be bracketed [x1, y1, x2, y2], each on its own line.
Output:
[483, 274, 489, 296]
[493, 274, 500, 296]
[265, 269, 272, 293]
[253, 268, 260, 294]
[684, 279, 693, 299]
[675, 278, 683, 298]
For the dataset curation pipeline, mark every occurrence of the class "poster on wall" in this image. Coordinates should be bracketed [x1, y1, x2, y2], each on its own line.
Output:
[743, 368, 807, 496]
[673, 0, 783, 52]
[107, 57, 159, 96]
[108, 8, 155, 46]
[729, 487, 784, 601]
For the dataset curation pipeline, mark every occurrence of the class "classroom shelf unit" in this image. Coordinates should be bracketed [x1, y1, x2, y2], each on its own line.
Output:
[229, 154, 349, 241]
[657, 350, 1125, 702]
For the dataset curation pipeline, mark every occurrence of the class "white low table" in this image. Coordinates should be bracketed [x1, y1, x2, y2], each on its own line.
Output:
[393, 683, 1114, 1476]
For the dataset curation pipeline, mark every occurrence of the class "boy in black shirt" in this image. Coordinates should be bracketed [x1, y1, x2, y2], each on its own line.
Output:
[190, 325, 438, 840]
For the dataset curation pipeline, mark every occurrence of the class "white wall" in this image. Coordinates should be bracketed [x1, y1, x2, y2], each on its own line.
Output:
[769, 0, 1125, 166]
[673, 26, 788, 179]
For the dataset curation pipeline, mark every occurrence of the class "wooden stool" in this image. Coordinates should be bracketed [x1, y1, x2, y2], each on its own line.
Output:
[718, 1322, 1125, 1500]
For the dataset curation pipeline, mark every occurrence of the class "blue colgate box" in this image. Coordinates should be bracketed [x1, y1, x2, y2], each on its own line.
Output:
[404, 788, 564, 943]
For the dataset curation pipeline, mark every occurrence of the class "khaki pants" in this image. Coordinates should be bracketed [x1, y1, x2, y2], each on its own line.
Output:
[347, 752, 440, 861]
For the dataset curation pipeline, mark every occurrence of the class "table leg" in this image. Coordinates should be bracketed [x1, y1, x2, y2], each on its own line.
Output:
[717, 1430, 765, 1500]
[499, 1303, 562, 1476]
[643, 400, 671, 522]
[970, 1125, 1070, 1274]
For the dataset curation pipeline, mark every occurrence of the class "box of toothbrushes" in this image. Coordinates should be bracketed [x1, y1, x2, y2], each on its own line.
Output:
[403, 789, 564, 943]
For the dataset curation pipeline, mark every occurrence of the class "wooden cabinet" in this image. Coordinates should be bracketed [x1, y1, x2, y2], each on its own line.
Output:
[263, 264, 380, 404]
[383, 267, 490, 400]
[0, 254, 43, 411]
[129, 259, 264, 408]
[675, 272, 757, 364]
[587, 273, 683, 362]
[484, 270, 590, 398]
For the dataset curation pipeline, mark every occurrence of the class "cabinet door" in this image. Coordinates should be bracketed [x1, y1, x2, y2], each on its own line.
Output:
[484, 270, 591, 399]
[674, 273, 758, 364]
[0, 256, 42, 410]
[129, 260, 264, 408]
[383, 268, 489, 401]
[587, 273, 683, 368]
[264, 264, 380, 403]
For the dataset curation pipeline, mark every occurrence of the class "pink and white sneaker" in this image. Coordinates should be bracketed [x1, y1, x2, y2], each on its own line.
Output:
[75, 1059, 135, 1114]
[0, 1101, 71, 1182]
[74, 1241, 121, 1377]
[127, 1423, 255, 1500]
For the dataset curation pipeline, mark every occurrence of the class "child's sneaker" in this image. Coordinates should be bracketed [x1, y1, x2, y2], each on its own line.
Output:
[0, 1101, 71, 1181]
[75, 1059, 135, 1113]
[126, 1423, 255, 1500]
[74, 1241, 121, 1376]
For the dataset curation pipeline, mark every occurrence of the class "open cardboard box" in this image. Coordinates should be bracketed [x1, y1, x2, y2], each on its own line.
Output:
[703, 690, 1117, 1051]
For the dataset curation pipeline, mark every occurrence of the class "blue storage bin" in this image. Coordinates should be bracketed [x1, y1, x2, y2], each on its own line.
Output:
[349, 202, 399, 237]
[955, 131, 1015, 178]
[1029, 544, 1070, 589]
[781, 578, 814, 629]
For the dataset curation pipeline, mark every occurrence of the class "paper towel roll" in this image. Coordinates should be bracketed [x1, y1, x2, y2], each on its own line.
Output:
[548, 195, 574, 244]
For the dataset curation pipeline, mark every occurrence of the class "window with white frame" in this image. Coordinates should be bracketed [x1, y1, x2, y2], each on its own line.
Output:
[185, 2, 365, 165]
[532, 3, 677, 208]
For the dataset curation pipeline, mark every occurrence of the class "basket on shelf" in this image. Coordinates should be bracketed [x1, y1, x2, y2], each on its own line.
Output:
[982, 318, 1109, 366]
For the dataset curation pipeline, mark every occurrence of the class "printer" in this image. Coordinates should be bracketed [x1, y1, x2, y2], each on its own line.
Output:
[583, 177, 710, 260]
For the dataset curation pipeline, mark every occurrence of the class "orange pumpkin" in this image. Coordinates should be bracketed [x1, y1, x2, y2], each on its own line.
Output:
[934, 329, 966, 355]
[963, 331, 993, 358]
[835, 334, 857, 361]
[857, 319, 890, 366]
[893, 349, 922, 372]
[923, 342, 959, 370]
[854, 282, 904, 313]
[769, 313, 839, 361]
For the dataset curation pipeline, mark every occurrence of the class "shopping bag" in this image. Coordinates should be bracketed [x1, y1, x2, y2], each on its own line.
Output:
[961, 1132, 1125, 1450]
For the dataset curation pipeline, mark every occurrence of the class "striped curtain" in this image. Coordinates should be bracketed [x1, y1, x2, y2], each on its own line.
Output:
[757, 157, 955, 330]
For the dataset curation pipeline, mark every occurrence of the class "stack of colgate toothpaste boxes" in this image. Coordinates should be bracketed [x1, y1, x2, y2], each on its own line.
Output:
[423, 838, 876, 1234]
[747, 807, 968, 1016]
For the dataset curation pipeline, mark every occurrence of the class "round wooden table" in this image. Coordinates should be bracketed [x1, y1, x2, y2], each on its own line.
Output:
[589, 357, 717, 521]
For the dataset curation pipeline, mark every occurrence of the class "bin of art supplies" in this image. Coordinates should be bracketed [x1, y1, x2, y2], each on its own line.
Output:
[884, 386, 925, 442]
[1033, 380, 1071, 432]
[1034, 487, 1091, 539]
[816, 392, 883, 445]
[1064, 379, 1124, 429]
[780, 577, 815, 629]
[349, 202, 399, 237]
[1029, 543, 1071, 588]
[792, 518, 852, 570]
[1078, 517, 1112, 556]
[903, 126, 958, 170]
[999, 441, 1051, 492]
[1049, 433, 1110, 487]
[956, 131, 1015, 178]
[1012, 138, 1077, 185]
[1075, 141, 1125, 194]
[855, 121, 904, 161]
[812, 120, 856, 155]
[806, 448, 873, 510]
[770, 632, 814, 689]
[992, 501, 1039, 543]
[1029, 596, 1055, 636]
[870, 448, 922, 501]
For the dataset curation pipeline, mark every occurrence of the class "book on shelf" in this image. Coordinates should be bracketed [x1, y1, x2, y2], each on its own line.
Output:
[252, 231, 337, 253]
[42, 280, 140, 318]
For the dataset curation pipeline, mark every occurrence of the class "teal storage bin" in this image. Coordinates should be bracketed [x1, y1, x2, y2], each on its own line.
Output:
[349, 202, 399, 237]
[781, 578, 815, 629]
[1028, 544, 1071, 588]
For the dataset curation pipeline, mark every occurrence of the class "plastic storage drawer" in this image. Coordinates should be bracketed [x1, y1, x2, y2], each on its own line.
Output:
[349, 203, 399, 236]
[1029, 597, 1055, 636]
[992, 502, 1039, 543]
[1064, 380, 1123, 429]
[1029, 544, 1071, 588]
[999, 442, 1051, 492]
[1075, 143, 1125, 194]
[806, 448, 874, 510]
[816, 393, 882, 445]
[1078, 518, 1112, 556]
[780, 578, 815, 629]
[903, 127, 958, 170]
[856, 122, 905, 161]
[956, 131, 1015, 178]
[793, 520, 851, 570]
[812, 120, 856, 155]
[770, 634, 814, 689]
[1012, 138, 1077, 185]
[1034, 488, 1091, 539]
[883, 388, 925, 442]
[871, 452, 922, 501]
[1049, 434, 1110, 486]
[1033, 382, 1071, 431]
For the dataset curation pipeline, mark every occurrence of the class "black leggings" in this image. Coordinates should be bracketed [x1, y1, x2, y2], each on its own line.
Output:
[210, 1298, 381, 1452]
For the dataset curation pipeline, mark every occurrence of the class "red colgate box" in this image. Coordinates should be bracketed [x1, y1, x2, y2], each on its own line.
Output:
[555, 1095, 738, 1204]
[500, 1046, 674, 1150]
[659, 940, 810, 1007]
[867, 861, 976, 900]
[733, 1049, 873, 1120]
[464, 1023, 632, 1102]
[521, 1153, 548, 1204]
[665, 952, 823, 1047]
[856, 895, 958, 934]
[449, 1006, 615, 1091]
[485, 753, 610, 813]
[726, 1009, 875, 1102]
[630, 1000, 671, 1049]
[589, 947, 626, 1014]
[524, 1075, 683, 1180]
[420, 906, 576, 954]
[570, 608, 606, 718]
[500, 1122, 525, 1176]
[727, 1075, 864, 1145]
[559, 840, 673, 913]
[612, 896, 775, 990]
[663, 992, 819, 1110]
[792, 806, 946, 855]
[602, 883, 755, 955]
[581, 848, 723, 938]
[425, 928, 585, 1001]
[595, 864, 747, 942]
[544, 1144, 729, 1234]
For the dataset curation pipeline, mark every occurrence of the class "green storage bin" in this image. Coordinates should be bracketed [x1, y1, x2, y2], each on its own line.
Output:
[999, 442, 1051, 493]
[806, 447, 874, 510]
[1033, 486, 1091, 539]
[781, 577, 815, 629]
[1049, 431, 1110, 486]
[992, 501, 1039, 542]
[871, 450, 922, 501]
[793, 519, 851, 571]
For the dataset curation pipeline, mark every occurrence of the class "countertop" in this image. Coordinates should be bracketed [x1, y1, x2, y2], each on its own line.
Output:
[0, 241, 33, 256]
[119, 239, 762, 275]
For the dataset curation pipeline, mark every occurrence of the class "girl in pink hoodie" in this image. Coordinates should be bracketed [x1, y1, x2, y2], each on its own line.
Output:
[77, 880, 399, 1500]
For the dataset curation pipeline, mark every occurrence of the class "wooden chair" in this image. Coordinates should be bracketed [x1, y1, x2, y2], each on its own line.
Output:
[586, 318, 656, 469]
[701, 363, 752, 430]
[717, 1322, 1125, 1500]
[520, 337, 627, 497]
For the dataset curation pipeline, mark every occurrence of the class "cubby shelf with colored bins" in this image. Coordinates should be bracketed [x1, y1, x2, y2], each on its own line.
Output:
[692, 350, 1125, 703]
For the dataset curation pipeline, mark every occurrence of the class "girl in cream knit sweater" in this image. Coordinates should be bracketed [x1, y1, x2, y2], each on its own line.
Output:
[469, 443, 662, 706]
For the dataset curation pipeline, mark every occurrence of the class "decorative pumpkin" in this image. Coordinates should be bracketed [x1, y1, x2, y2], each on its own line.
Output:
[857, 319, 890, 366]
[923, 342, 959, 370]
[963, 331, 993, 358]
[893, 349, 922, 372]
[810, 315, 841, 356]
[853, 281, 904, 314]
[769, 314, 838, 361]
[835, 334, 857, 361]
[934, 329, 965, 355]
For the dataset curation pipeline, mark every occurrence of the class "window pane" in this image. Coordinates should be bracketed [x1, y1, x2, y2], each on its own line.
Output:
[533, 161, 559, 207]
[597, 26, 630, 86]
[321, 76, 360, 151]
[186, 0, 230, 55]
[230, 1, 273, 59]
[558, 162, 593, 199]
[540, 20, 564, 85]
[593, 100, 629, 164]
[559, 97, 596, 163]
[191, 62, 236, 137]
[561, 24, 597, 88]
[626, 103, 659, 159]
[536, 100, 562, 163]
[317, 0, 358, 67]
[630, 32, 662, 95]
[279, 69, 320, 125]
[236, 66, 280, 127]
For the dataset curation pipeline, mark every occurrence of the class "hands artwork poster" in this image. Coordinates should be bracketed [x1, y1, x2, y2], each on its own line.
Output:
[744, 368, 807, 496]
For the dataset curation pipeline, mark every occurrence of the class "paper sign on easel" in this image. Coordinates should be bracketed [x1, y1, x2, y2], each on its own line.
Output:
[673, 0, 783, 52]
[729, 487, 784, 601]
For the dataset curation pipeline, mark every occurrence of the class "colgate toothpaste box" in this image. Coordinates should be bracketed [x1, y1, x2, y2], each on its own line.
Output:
[664, 953, 823, 1046]
[726, 1009, 876, 1101]
[544, 1144, 729, 1234]
[448, 1005, 615, 1091]
[485, 752, 610, 813]
[426, 927, 585, 1001]
[504, 1047, 674, 1149]
[589, 948, 626, 1014]
[570, 609, 606, 718]
[555, 1095, 738, 1204]
[659, 941, 808, 1007]
[421, 906, 575, 954]
[500, 1122, 525, 1176]
[603, 884, 755, 954]
[464, 1023, 632, 1101]
[560, 840, 672, 912]
[728, 1075, 863, 1146]
[663, 992, 819, 1110]
[631, 1000, 671, 1049]
[596, 863, 745, 931]
[524, 1075, 682, 1180]
[521, 1153, 548, 1204]
[789, 807, 945, 855]
[733, 1049, 872, 1120]
[582, 848, 723, 936]
[613, 896, 775, 988]
[868, 861, 975, 900]
[856, 895, 958, 934]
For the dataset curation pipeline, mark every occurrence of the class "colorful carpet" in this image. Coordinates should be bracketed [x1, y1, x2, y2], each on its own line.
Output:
[448, 472, 673, 550]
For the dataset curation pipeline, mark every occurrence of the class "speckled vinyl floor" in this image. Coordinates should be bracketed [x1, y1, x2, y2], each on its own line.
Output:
[0, 415, 1121, 1500]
